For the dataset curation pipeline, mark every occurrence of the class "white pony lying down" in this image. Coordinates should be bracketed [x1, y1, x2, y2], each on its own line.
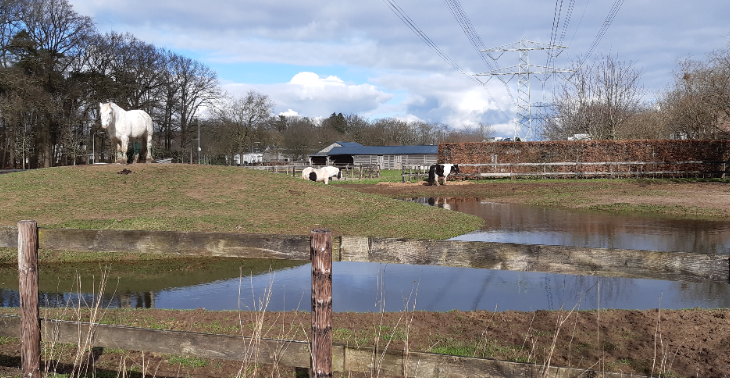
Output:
[302, 166, 341, 184]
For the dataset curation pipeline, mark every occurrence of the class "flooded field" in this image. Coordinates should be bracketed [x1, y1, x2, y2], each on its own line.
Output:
[2, 197, 729, 312]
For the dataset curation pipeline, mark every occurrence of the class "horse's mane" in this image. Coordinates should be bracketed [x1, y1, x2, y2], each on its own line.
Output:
[107, 102, 124, 112]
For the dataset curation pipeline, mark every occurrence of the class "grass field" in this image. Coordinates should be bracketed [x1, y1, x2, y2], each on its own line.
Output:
[0, 164, 482, 239]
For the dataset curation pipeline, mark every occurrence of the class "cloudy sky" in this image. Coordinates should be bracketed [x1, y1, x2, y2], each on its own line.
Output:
[68, 0, 729, 138]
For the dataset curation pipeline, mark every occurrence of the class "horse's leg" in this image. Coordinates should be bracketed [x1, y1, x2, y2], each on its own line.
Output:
[138, 139, 146, 163]
[145, 133, 153, 163]
[114, 140, 123, 164]
[131, 139, 140, 163]
[119, 136, 129, 165]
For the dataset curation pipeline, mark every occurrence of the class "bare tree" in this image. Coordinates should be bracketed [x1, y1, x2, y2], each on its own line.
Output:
[12, 0, 94, 167]
[0, 0, 22, 68]
[281, 116, 318, 161]
[442, 122, 493, 143]
[543, 54, 645, 140]
[666, 42, 730, 139]
[213, 90, 274, 163]
[663, 50, 730, 140]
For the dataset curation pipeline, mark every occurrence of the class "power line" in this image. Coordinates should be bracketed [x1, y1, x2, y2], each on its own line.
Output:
[478, 38, 571, 141]
[546, 0, 564, 70]
[441, 0, 515, 101]
[382, 0, 485, 88]
[557, 0, 576, 48]
[583, 0, 625, 62]
[568, 0, 592, 49]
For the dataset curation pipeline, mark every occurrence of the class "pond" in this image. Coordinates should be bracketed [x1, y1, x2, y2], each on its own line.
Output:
[416, 197, 730, 254]
[1, 199, 729, 312]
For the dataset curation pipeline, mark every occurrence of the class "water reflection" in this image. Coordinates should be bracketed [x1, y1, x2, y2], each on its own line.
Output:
[2, 199, 729, 312]
[0, 258, 306, 310]
[0, 290, 157, 309]
[410, 198, 730, 254]
[3, 260, 729, 312]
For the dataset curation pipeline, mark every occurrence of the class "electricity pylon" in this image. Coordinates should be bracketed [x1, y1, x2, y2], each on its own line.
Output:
[476, 37, 571, 141]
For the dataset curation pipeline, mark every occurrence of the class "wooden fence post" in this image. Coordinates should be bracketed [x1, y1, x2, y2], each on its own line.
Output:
[310, 229, 333, 378]
[18, 220, 40, 378]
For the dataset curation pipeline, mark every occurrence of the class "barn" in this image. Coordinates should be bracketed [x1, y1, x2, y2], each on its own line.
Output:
[309, 142, 437, 169]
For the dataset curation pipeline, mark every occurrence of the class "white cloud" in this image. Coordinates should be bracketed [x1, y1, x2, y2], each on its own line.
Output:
[370, 72, 515, 128]
[69, 0, 730, 139]
[224, 72, 393, 118]
[278, 109, 300, 117]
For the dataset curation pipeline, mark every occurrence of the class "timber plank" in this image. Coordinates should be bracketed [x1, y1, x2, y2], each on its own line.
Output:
[0, 227, 727, 282]
[367, 238, 729, 283]
[0, 315, 310, 366]
[0, 315, 646, 377]
[0, 226, 15, 248]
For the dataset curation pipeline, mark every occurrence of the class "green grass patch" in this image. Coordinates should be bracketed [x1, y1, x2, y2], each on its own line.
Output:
[330, 169, 403, 184]
[167, 355, 208, 368]
[587, 203, 726, 219]
[0, 165, 481, 240]
[430, 337, 519, 359]
[0, 336, 17, 345]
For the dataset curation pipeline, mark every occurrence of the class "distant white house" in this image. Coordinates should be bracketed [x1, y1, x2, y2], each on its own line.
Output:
[489, 137, 520, 142]
[232, 153, 263, 165]
[567, 134, 591, 141]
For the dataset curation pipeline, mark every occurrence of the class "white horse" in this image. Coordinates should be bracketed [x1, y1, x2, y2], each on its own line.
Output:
[100, 102, 154, 164]
[304, 166, 341, 184]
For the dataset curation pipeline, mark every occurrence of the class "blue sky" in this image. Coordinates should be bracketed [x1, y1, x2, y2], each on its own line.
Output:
[69, 0, 730, 138]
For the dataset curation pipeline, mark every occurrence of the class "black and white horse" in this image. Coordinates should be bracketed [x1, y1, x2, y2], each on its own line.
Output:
[303, 166, 341, 184]
[428, 164, 459, 186]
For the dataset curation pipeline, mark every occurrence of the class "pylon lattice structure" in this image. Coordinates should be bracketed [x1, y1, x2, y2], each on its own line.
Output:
[476, 38, 571, 141]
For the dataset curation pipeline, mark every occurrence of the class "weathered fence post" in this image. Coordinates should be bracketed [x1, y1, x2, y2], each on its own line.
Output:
[310, 228, 332, 378]
[18, 220, 40, 378]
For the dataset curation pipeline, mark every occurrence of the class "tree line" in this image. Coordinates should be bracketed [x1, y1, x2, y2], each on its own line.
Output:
[0, 0, 493, 169]
[541, 45, 730, 141]
[3, 0, 728, 169]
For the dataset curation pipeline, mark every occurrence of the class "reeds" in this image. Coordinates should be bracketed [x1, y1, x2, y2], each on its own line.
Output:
[40, 266, 116, 378]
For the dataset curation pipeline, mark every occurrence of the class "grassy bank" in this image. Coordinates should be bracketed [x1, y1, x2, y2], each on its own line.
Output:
[1, 306, 728, 377]
[0, 248, 305, 294]
[342, 177, 730, 221]
[0, 164, 482, 239]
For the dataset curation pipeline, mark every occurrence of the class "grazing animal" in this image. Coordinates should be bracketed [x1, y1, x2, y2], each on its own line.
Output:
[428, 164, 459, 186]
[306, 166, 341, 184]
[100, 102, 154, 164]
[301, 167, 315, 180]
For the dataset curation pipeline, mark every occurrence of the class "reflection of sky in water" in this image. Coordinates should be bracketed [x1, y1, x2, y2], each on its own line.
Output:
[421, 199, 730, 254]
[141, 262, 730, 312]
[2, 261, 728, 312]
[3, 200, 729, 312]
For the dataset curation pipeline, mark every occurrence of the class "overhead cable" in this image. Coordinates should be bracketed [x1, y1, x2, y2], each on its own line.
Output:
[382, 0, 486, 88]
[583, 0, 625, 63]
[441, 0, 515, 101]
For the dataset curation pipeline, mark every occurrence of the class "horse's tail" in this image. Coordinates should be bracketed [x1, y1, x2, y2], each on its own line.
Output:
[428, 165, 437, 185]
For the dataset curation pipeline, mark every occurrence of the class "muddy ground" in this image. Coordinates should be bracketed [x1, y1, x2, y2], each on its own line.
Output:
[2, 179, 730, 377]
